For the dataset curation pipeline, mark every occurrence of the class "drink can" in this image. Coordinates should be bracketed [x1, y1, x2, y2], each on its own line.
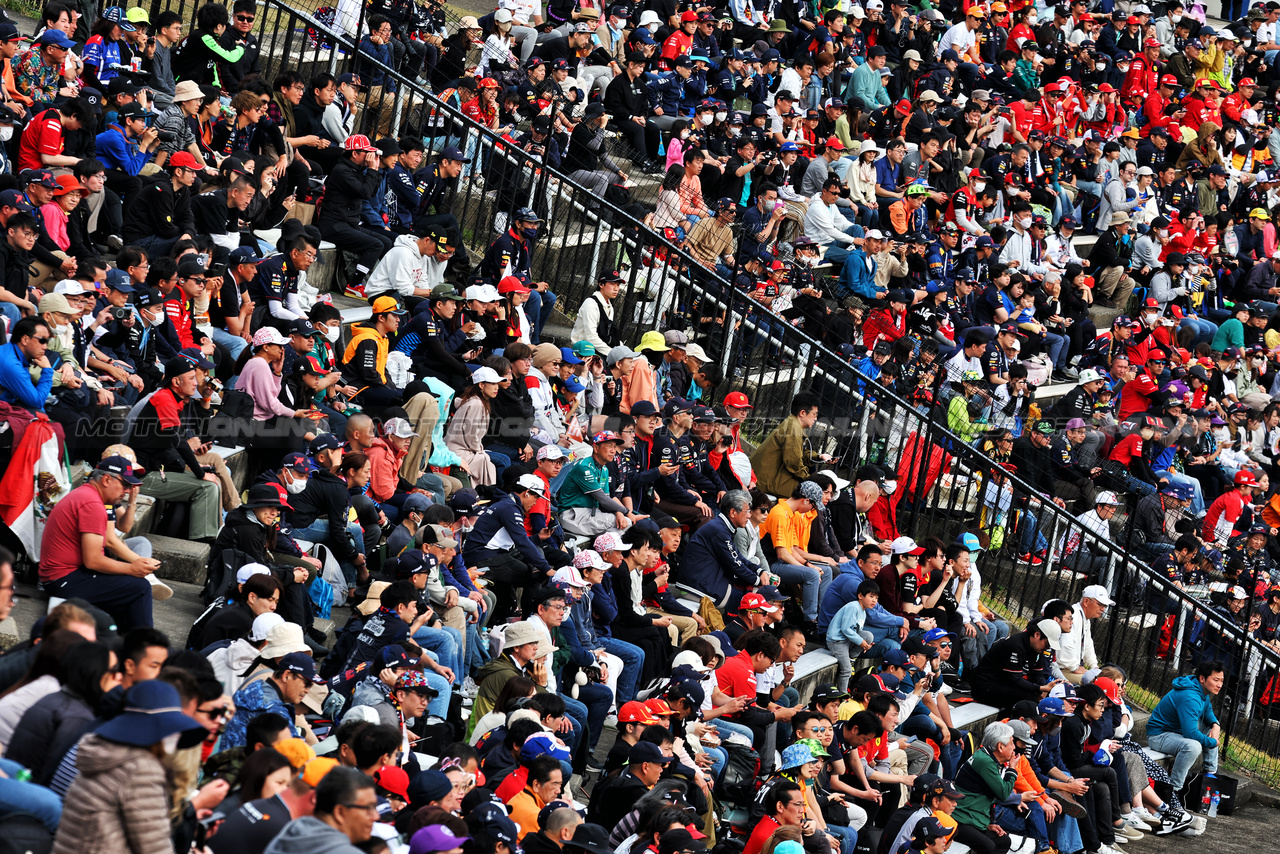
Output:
[131, 56, 141, 72]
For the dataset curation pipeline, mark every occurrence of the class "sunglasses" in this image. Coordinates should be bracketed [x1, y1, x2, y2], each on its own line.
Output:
[236, 13, 255, 21]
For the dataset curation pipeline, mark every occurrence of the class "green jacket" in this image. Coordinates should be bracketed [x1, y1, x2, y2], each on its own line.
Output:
[750, 415, 814, 499]
[470, 653, 548, 736]
[953, 746, 1016, 829]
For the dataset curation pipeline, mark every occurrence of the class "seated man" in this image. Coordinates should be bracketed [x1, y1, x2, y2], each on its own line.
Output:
[681, 489, 774, 612]
[288, 433, 367, 584]
[969, 619, 1059, 710]
[39, 455, 160, 631]
[759, 480, 833, 629]
[750, 391, 826, 499]
[1146, 660, 1222, 797]
[558, 430, 634, 537]
[120, 152, 201, 259]
[317, 135, 395, 288]
[339, 295, 409, 415]
[128, 356, 224, 543]
[462, 473, 555, 622]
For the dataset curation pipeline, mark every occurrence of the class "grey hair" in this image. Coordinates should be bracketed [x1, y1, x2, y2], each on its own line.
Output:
[982, 721, 1014, 752]
[720, 489, 751, 515]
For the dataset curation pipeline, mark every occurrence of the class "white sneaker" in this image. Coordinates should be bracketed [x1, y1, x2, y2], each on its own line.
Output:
[494, 212, 508, 234]
[1109, 833, 1129, 845]
[146, 574, 174, 601]
[1097, 845, 1125, 854]
[1130, 807, 1159, 823]
[1123, 813, 1154, 831]
[460, 676, 480, 699]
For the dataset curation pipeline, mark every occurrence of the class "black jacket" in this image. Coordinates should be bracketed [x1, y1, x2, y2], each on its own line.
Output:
[123, 172, 195, 242]
[130, 387, 205, 478]
[192, 190, 240, 237]
[287, 469, 357, 561]
[0, 239, 30, 308]
[1010, 434, 1056, 496]
[319, 157, 382, 229]
[603, 71, 648, 122]
[198, 602, 255, 648]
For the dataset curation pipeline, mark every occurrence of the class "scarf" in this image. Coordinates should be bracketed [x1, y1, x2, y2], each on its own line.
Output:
[271, 91, 297, 137]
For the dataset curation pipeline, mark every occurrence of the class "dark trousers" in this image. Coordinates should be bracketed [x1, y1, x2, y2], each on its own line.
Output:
[470, 547, 548, 621]
[612, 622, 672, 685]
[608, 117, 660, 163]
[49, 567, 152, 632]
[319, 220, 395, 282]
[1072, 763, 1121, 846]
[350, 382, 405, 418]
[951, 823, 1012, 854]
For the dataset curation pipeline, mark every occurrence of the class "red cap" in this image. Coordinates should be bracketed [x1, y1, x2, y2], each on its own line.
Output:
[168, 151, 201, 170]
[769, 259, 786, 271]
[1237, 470, 1261, 486]
[645, 697, 674, 716]
[723, 391, 753, 409]
[895, 99, 912, 115]
[1240, 77, 1258, 87]
[478, 76, 501, 88]
[498, 275, 530, 295]
[1148, 349, 1166, 360]
[269, 482, 294, 511]
[1097, 83, 1116, 93]
[1143, 297, 1159, 308]
[618, 700, 660, 724]
[681, 10, 699, 21]
[374, 765, 410, 800]
[343, 134, 377, 152]
[1127, 14, 1140, 23]
[825, 135, 845, 150]
[1160, 74, 1179, 86]
[738, 592, 779, 613]
[1093, 677, 1122, 705]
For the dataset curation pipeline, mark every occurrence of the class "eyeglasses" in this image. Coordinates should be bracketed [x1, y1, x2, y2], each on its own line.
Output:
[198, 704, 230, 718]
[31, 336, 50, 344]
[339, 802, 380, 813]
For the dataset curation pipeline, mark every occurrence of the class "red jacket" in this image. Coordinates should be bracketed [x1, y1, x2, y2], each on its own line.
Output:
[163, 295, 196, 350]
[863, 307, 907, 349]
[1117, 369, 1160, 420]
[1121, 54, 1159, 105]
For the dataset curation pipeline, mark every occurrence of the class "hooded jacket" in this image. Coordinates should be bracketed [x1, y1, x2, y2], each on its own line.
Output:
[262, 816, 364, 854]
[224, 676, 297, 750]
[51, 734, 174, 854]
[365, 234, 432, 300]
[1147, 673, 1219, 748]
[207, 637, 261, 696]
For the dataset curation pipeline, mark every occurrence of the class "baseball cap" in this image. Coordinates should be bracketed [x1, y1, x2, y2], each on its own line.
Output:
[737, 592, 778, 614]
[629, 741, 674, 765]
[1035, 618, 1062, 651]
[278, 651, 323, 683]
[1081, 584, 1114, 605]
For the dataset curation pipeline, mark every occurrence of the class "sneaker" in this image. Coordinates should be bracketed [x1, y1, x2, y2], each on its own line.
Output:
[1114, 824, 1143, 841]
[1018, 552, 1035, 563]
[1129, 807, 1159, 823]
[1030, 552, 1046, 567]
[1050, 792, 1087, 819]
[1096, 845, 1125, 854]
[460, 676, 480, 699]
[604, 714, 618, 728]
[106, 234, 124, 252]
[344, 282, 367, 299]
[1109, 835, 1128, 845]
[1122, 814, 1154, 831]
[1155, 812, 1193, 835]
[494, 212, 508, 235]
[147, 574, 173, 601]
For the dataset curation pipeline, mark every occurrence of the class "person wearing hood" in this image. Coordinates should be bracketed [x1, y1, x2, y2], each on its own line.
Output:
[263, 766, 377, 854]
[1145, 662, 1222, 793]
[51, 680, 207, 854]
[224, 652, 324, 750]
[207, 612, 284, 696]
[362, 226, 452, 311]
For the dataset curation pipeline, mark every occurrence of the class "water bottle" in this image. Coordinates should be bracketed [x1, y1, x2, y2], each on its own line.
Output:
[14, 769, 30, 783]
[1209, 790, 1221, 818]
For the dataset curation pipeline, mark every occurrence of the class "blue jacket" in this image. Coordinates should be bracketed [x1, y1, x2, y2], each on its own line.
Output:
[462, 493, 553, 575]
[95, 125, 151, 176]
[386, 163, 424, 230]
[1148, 674, 1219, 748]
[839, 248, 878, 300]
[647, 71, 687, 116]
[827, 600, 868, 644]
[817, 569, 867, 632]
[224, 677, 297, 749]
[356, 36, 396, 92]
[590, 578, 620, 638]
[682, 513, 760, 603]
[570, 589, 603, 649]
[361, 168, 392, 229]
[0, 342, 53, 411]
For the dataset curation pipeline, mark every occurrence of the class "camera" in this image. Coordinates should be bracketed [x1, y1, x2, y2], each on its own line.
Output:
[583, 664, 606, 683]
[110, 306, 132, 320]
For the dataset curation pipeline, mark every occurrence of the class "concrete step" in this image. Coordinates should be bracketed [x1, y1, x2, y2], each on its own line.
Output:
[145, 534, 211, 586]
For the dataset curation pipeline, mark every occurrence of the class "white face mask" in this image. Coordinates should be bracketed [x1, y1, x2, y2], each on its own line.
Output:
[148, 311, 165, 327]
[698, 113, 713, 126]
[1017, 216, 1032, 229]
[161, 733, 180, 755]
[646, 22, 659, 32]
[1142, 312, 1158, 326]
[53, 323, 69, 335]
[1158, 228, 1169, 238]
[323, 325, 340, 343]
[882, 480, 898, 495]
[1117, 63, 1130, 73]
[0, 126, 13, 143]
[972, 181, 985, 193]
[715, 111, 728, 122]
[1189, 264, 1203, 276]
[680, 130, 690, 139]
[286, 475, 308, 494]
[1172, 13, 1183, 23]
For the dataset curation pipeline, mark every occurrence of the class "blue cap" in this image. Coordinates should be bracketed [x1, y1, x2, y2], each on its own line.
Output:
[633, 27, 655, 44]
[229, 246, 261, 265]
[279, 651, 323, 683]
[976, 235, 995, 248]
[629, 740, 675, 765]
[884, 648, 911, 666]
[402, 493, 432, 513]
[563, 374, 586, 393]
[925, 279, 944, 293]
[779, 141, 801, 152]
[922, 627, 957, 643]
[523, 732, 572, 761]
[309, 433, 342, 454]
[560, 346, 583, 365]
[957, 532, 983, 552]
[440, 145, 471, 163]
[36, 29, 75, 49]
[1038, 697, 1070, 716]
[178, 347, 215, 370]
[105, 267, 134, 292]
[837, 343, 857, 359]
[761, 48, 782, 61]
[780, 742, 818, 769]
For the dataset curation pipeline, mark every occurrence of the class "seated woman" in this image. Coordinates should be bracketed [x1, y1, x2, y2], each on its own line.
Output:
[444, 366, 507, 488]
[239, 326, 320, 457]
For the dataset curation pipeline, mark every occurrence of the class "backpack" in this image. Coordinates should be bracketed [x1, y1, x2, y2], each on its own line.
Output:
[714, 741, 761, 808]
[206, 388, 255, 444]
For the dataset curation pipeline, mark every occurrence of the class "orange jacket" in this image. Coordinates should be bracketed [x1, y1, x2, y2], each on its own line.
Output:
[366, 436, 406, 504]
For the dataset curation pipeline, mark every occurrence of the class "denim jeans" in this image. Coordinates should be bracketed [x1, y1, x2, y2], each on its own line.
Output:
[0, 758, 61, 831]
[1044, 330, 1068, 369]
[562, 682, 610, 751]
[1158, 469, 1205, 516]
[207, 326, 249, 360]
[1018, 511, 1048, 556]
[712, 717, 757, 745]
[291, 518, 367, 583]
[820, 224, 865, 268]
[1179, 316, 1218, 348]
[993, 801, 1051, 851]
[826, 823, 857, 854]
[524, 289, 558, 344]
[703, 744, 727, 778]
[412, 625, 462, 676]
[771, 560, 829, 621]
[600, 636, 644, 704]
[1147, 730, 1219, 788]
[417, 658, 452, 720]
[489, 450, 513, 487]
[865, 623, 904, 649]
[0, 302, 21, 330]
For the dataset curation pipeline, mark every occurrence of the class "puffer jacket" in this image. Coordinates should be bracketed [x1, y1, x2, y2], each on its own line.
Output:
[52, 733, 174, 854]
[223, 675, 296, 750]
[4, 688, 94, 785]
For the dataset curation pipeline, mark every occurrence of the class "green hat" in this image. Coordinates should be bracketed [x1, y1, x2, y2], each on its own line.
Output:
[430, 283, 463, 301]
[572, 340, 596, 358]
[907, 182, 932, 196]
[1035, 420, 1057, 435]
[795, 737, 828, 757]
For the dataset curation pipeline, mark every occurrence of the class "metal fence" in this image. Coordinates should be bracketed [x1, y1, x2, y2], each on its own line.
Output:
[120, 0, 1280, 787]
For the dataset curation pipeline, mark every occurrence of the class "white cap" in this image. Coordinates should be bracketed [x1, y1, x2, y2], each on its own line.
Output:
[516, 472, 547, 496]
[537, 444, 568, 461]
[1230, 585, 1250, 600]
[1008, 339, 1021, 352]
[383, 417, 418, 439]
[237, 563, 271, 584]
[250, 612, 285, 642]
[817, 468, 851, 496]
[850, 5, 865, 17]
[1094, 491, 1120, 506]
[465, 284, 501, 302]
[471, 366, 503, 384]
[866, 0, 883, 9]
[494, 8, 513, 22]
[1078, 368, 1103, 384]
[552, 565, 590, 588]
[1082, 584, 1115, 605]
[252, 326, 290, 348]
[890, 536, 925, 555]
[1036, 618, 1062, 652]
[864, 228, 885, 240]
[672, 649, 710, 672]
[53, 279, 87, 295]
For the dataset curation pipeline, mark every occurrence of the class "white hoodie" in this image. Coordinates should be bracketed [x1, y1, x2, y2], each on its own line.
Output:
[208, 638, 262, 696]
[365, 234, 444, 299]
